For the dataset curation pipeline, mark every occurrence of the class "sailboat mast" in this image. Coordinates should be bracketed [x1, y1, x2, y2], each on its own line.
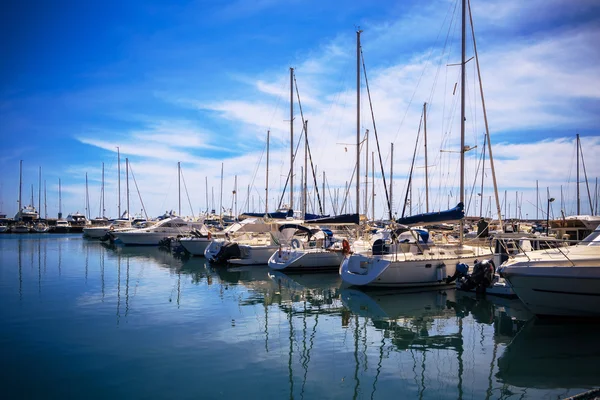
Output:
[266, 130, 270, 215]
[365, 129, 369, 217]
[390, 143, 394, 218]
[234, 175, 238, 218]
[85, 173, 89, 219]
[205, 176, 208, 213]
[101, 162, 105, 218]
[356, 29, 362, 217]
[219, 163, 224, 219]
[480, 133, 486, 218]
[424, 102, 429, 213]
[178, 161, 181, 216]
[459, 0, 466, 245]
[38, 166, 41, 215]
[290, 67, 294, 210]
[536, 180, 539, 220]
[44, 180, 47, 219]
[322, 171, 326, 215]
[577, 133, 581, 215]
[58, 178, 62, 219]
[126, 158, 130, 220]
[468, 0, 502, 229]
[372, 152, 375, 220]
[18, 160, 22, 216]
[304, 120, 308, 217]
[117, 147, 121, 218]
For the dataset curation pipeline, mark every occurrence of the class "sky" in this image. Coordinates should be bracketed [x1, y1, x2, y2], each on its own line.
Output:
[1, 0, 599, 221]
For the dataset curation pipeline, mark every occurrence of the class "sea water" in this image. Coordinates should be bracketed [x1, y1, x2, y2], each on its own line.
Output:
[1, 234, 598, 399]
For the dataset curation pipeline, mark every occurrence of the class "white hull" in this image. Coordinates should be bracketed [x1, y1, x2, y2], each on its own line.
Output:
[501, 267, 600, 317]
[0, 226, 8, 233]
[83, 226, 110, 239]
[116, 232, 178, 246]
[341, 246, 491, 288]
[179, 237, 212, 256]
[11, 226, 30, 233]
[229, 245, 279, 265]
[268, 249, 345, 272]
[204, 240, 225, 260]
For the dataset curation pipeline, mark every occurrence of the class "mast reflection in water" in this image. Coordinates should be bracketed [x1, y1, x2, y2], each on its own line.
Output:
[0, 235, 597, 399]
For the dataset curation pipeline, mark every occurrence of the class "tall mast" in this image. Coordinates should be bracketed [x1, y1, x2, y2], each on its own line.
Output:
[459, 0, 466, 245]
[30, 185, 34, 210]
[219, 163, 224, 219]
[18, 160, 22, 217]
[290, 67, 294, 210]
[536, 180, 539, 220]
[468, 0, 502, 229]
[304, 120, 308, 217]
[365, 129, 369, 217]
[44, 180, 47, 219]
[576, 133, 580, 215]
[423, 102, 430, 213]
[117, 147, 121, 218]
[390, 143, 394, 218]
[322, 171, 326, 215]
[266, 130, 270, 215]
[356, 29, 362, 217]
[178, 162, 181, 216]
[85, 173, 89, 219]
[372, 152, 375, 220]
[101, 162, 105, 218]
[126, 158, 130, 220]
[38, 166, 41, 215]
[234, 175, 238, 218]
[205, 176, 208, 213]
[479, 133, 486, 217]
[58, 178, 62, 219]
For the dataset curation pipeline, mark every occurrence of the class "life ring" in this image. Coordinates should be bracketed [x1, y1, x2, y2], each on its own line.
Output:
[342, 239, 351, 255]
[291, 238, 301, 249]
[207, 231, 212, 240]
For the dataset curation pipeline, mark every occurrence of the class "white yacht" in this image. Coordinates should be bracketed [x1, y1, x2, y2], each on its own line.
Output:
[11, 222, 30, 233]
[498, 226, 600, 317]
[267, 224, 346, 272]
[114, 216, 203, 246]
[54, 219, 71, 233]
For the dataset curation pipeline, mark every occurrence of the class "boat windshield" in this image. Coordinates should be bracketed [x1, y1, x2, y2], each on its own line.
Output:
[582, 228, 600, 246]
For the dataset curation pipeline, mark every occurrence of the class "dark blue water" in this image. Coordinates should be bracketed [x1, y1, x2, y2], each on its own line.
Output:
[1, 234, 599, 399]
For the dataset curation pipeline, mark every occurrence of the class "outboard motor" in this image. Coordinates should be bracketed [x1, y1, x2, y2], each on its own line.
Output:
[460, 259, 496, 293]
[212, 242, 242, 264]
[372, 239, 385, 255]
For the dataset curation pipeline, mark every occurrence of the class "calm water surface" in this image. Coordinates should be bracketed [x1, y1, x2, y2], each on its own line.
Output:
[1, 234, 599, 399]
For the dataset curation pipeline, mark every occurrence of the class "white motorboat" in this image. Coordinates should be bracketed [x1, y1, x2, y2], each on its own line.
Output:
[114, 216, 203, 246]
[0, 224, 8, 233]
[340, 223, 493, 288]
[54, 219, 71, 233]
[11, 222, 30, 233]
[498, 226, 600, 317]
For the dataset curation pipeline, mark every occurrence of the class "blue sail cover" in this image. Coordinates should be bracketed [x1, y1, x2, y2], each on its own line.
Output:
[304, 212, 331, 220]
[240, 209, 294, 219]
[304, 213, 360, 225]
[395, 203, 464, 226]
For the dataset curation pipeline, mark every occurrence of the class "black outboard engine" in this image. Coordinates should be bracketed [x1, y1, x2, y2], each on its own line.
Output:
[460, 259, 495, 293]
[212, 242, 241, 264]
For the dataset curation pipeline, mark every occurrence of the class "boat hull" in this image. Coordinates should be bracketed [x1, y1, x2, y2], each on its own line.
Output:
[268, 249, 345, 272]
[115, 232, 177, 246]
[179, 237, 212, 256]
[82, 227, 110, 239]
[340, 252, 487, 288]
[501, 267, 600, 317]
[11, 226, 30, 233]
[229, 245, 278, 265]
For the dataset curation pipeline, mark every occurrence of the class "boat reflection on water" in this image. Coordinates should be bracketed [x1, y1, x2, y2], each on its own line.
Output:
[497, 320, 600, 390]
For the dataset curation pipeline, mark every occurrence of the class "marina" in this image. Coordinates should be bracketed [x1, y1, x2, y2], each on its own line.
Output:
[2, 0, 600, 398]
[2, 233, 599, 399]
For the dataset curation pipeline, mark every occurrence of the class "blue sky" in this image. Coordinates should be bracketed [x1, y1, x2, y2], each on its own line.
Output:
[2, 0, 599, 221]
